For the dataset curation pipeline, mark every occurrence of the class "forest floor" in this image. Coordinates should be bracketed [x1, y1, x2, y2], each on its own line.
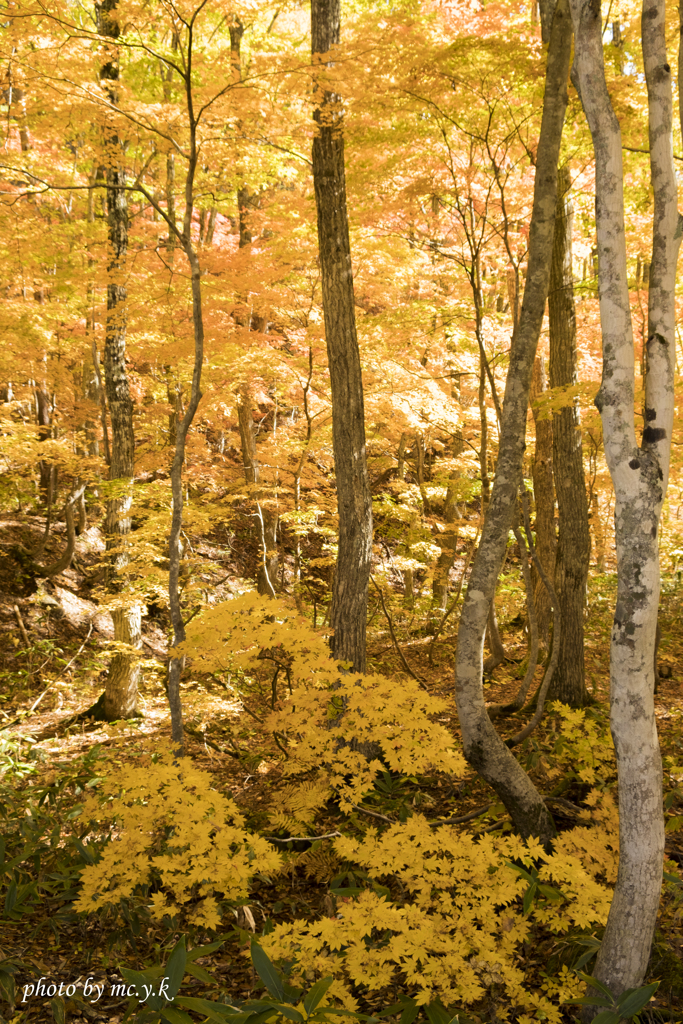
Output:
[1, 512, 683, 1024]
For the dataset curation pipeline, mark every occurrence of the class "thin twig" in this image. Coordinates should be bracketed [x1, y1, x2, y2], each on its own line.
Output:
[13, 605, 29, 646]
[506, 490, 561, 748]
[350, 803, 396, 824]
[488, 519, 539, 719]
[428, 526, 481, 664]
[542, 795, 584, 815]
[265, 830, 342, 843]
[62, 621, 94, 677]
[429, 803, 492, 827]
[370, 577, 427, 687]
[25, 622, 95, 719]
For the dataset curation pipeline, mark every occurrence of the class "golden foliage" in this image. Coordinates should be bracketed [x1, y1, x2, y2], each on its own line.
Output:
[74, 752, 282, 929]
[263, 795, 618, 1021]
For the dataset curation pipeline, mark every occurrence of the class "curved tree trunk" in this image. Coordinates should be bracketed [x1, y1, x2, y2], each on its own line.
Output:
[98, 0, 140, 721]
[547, 163, 591, 706]
[569, 0, 679, 1005]
[311, 0, 372, 673]
[454, 0, 572, 846]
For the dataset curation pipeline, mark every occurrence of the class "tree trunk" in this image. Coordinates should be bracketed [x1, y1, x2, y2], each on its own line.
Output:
[547, 163, 591, 706]
[431, 474, 459, 613]
[478, 351, 490, 508]
[569, 0, 679, 1004]
[238, 387, 260, 485]
[311, 0, 373, 673]
[166, 152, 176, 261]
[529, 356, 555, 643]
[98, 0, 141, 722]
[484, 602, 507, 674]
[454, 0, 572, 846]
[35, 386, 58, 506]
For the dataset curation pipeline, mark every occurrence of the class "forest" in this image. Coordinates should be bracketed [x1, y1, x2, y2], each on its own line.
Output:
[0, 0, 682, 1022]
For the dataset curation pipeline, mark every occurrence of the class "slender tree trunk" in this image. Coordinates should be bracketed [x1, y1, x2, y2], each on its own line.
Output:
[238, 387, 260, 484]
[484, 602, 507, 673]
[454, 0, 572, 846]
[569, 0, 679, 1004]
[35, 386, 58, 506]
[478, 352, 490, 508]
[431, 474, 460, 613]
[311, 0, 373, 673]
[547, 163, 590, 706]
[206, 206, 218, 246]
[98, 0, 141, 721]
[529, 356, 555, 643]
[229, 20, 278, 596]
[166, 152, 176, 261]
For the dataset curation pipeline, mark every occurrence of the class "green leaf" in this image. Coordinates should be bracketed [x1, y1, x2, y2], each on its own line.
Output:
[537, 884, 564, 902]
[50, 996, 66, 1024]
[308, 1010, 366, 1021]
[575, 972, 615, 1002]
[615, 982, 659, 1018]
[522, 882, 537, 915]
[4, 879, 17, 916]
[589, 1012, 620, 1024]
[186, 940, 224, 962]
[184, 963, 214, 984]
[175, 998, 246, 1021]
[303, 977, 334, 1015]
[424, 1001, 452, 1024]
[505, 861, 535, 883]
[120, 967, 146, 998]
[250, 941, 284, 1002]
[574, 947, 599, 970]
[161, 1010, 195, 1024]
[164, 935, 187, 1002]
[242, 1011, 279, 1024]
[265, 1004, 304, 1022]
[398, 999, 420, 1024]
[567, 997, 614, 1009]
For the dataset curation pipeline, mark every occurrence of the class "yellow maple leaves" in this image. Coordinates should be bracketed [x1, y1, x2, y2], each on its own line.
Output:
[74, 751, 282, 925]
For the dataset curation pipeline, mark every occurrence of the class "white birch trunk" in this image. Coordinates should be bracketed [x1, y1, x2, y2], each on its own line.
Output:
[568, 0, 681, 1002]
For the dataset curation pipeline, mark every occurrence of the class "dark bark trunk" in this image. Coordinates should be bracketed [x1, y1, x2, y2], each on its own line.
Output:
[35, 387, 58, 505]
[238, 389, 259, 484]
[98, 0, 140, 721]
[530, 356, 555, 643]
[312, 0, 372, 673]
[454, 0, 572, 846]
[166, 152, 176, 261]
[397, 432, 407, 480]
[547, 163, 591, 706]
[41, 483, 86, 577]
